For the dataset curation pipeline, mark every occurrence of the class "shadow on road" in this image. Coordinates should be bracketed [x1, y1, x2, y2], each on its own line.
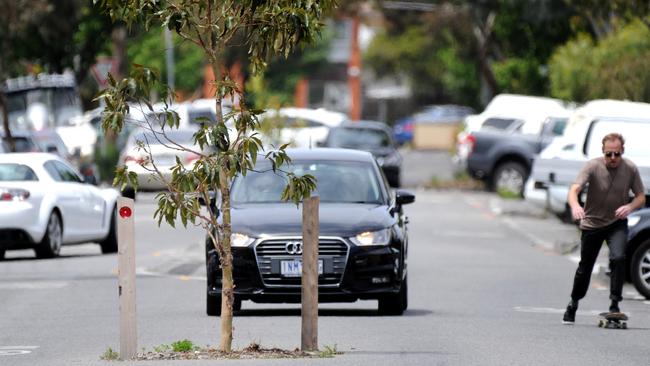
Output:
[233, 307, 433, 317]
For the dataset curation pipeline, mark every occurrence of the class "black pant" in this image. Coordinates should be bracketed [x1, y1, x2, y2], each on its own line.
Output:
[570, 220, 628, 303]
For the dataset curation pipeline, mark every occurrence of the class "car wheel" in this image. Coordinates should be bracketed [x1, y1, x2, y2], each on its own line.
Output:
[207, 292, 221, 316]
[378, 277, 407, 316]
[492, 162, 526, 196]
[100, 206, 118, 254]
[0, 250, 5, 260]
[35, 212, 62, 259]
[631, 239, 650, 299]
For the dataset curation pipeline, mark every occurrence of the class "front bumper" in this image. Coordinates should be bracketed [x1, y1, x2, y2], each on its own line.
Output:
[206, 237, 404, 303]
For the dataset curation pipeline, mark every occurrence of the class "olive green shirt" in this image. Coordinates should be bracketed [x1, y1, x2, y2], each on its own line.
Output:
[574, 157, 645, 230]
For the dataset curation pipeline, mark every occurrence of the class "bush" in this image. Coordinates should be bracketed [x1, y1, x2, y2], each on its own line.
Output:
[549, 21, 650, 103]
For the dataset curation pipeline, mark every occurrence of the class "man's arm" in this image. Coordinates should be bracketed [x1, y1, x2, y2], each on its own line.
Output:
[568, 183, 585, 221]
[615, 192, 646, 219]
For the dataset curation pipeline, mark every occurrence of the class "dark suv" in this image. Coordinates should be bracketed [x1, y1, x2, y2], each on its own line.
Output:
[205, 148, 415, 315]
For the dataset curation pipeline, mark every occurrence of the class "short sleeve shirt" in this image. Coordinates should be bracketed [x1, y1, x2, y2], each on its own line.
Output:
[574, 157, 645, 229]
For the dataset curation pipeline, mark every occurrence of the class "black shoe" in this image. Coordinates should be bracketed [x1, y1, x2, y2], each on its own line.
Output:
[609, 301, 620, 314]
[563, 302, 578, 324]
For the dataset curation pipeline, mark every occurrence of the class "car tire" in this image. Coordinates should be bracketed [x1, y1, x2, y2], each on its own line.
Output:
[631, 239, 650, 299]
[207, 292, 221, 316]
[100, 206, 118, 254]
[492, 161, 526, 196]
[378, 277, 407, 315]
[0, 250, 5, 260]
[122, 187, 136, 201]
[35, 212, 62, 259]
[206, 293, 241, 316]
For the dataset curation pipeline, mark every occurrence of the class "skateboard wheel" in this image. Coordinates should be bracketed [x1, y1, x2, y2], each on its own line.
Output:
[622, 322, 627, 329]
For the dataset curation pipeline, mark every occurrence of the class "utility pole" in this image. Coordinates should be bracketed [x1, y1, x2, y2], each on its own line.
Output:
[164, 28, 175, 91]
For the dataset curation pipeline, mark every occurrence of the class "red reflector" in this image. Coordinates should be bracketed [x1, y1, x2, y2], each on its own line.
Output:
[0, 193, 12, 201]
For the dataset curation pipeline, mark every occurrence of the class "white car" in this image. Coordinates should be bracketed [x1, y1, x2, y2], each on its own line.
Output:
[258, 107, 347, 148]
[119, 127, 206, 190]
[0, 153, 121, 259]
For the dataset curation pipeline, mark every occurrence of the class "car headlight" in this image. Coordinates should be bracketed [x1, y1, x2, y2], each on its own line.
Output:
[350, 228, 390, 246]
[628, 216, 641, 227]
[231, 233, 254, 247]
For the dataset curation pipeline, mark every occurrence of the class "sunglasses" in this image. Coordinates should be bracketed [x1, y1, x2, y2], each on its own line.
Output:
[604, 151, 622, 158]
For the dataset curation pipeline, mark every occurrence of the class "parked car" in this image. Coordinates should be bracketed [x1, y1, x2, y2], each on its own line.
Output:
[527, 99, 650, 218]
[0, 153, 121, 259]
[205, 148, 415, 315]
[458, 116, 568, 195]
[119, 127, 206, 191]
[321, 120, 402, 187]
[393, 104, 474, 145]
[258, 107, 347, 148]
[1, 130, 42, 153]
[627, 208, 650, 299]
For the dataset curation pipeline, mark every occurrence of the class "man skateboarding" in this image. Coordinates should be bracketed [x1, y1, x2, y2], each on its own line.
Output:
[562, 133, 646, 324]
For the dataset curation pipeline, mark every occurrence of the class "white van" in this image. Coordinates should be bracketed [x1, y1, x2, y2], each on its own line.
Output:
[526, 99, 650, 217]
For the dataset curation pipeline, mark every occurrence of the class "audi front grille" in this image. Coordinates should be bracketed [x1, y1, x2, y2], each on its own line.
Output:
[254, 237, 349, 287]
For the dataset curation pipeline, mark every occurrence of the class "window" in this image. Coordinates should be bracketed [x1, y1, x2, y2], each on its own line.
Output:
[52, 161, 82, 183]
[0, 164, 38, 181]
[232, 160, 384, 204]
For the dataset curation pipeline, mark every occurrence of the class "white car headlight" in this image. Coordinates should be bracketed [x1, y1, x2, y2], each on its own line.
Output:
[350, 228, 390, 246]
[231, 233, 254, 247]
[628, 216, 641, 227]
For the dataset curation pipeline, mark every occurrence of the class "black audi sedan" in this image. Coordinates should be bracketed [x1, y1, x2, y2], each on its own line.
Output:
[205, 148, 415, 315]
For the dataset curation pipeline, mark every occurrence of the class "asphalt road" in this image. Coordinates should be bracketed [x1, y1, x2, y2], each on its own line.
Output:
[1, 150, 649, 366]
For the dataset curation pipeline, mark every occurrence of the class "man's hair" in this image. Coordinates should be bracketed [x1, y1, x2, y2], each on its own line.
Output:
[602, 133, 625, 147]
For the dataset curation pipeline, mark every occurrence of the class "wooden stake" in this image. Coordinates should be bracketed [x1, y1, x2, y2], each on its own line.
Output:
[117, 197, 137, 360]
[301, 196, 319, 352]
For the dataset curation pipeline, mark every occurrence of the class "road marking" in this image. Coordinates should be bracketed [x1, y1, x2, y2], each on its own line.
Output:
[513, 307, 610, 317]
[0, 282, 68, 290]
[0, 346, 39, 356]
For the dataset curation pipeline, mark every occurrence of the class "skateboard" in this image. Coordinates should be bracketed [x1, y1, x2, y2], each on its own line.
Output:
[597, 312, 628, 329]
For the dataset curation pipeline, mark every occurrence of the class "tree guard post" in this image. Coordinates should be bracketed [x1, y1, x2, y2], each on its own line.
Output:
[117, 197, 137, 360]
[301, 195, 319, 352]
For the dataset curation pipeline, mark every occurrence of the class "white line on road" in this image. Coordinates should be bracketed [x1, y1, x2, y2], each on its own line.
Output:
[0, 282, 68, 290]
[0, 346, 39, 356]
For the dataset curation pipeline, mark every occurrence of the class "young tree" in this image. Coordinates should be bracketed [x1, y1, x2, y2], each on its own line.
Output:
[95, 0, 334, 353]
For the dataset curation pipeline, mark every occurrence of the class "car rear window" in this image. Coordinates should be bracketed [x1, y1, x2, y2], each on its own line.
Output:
[0, 164, 38, 181]
[328, 128, 391, 149]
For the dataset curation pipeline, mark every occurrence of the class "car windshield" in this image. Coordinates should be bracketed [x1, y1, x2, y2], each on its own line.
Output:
[0, 163, 38, 181]
[328, 128, 391, 149]
[231, 160, 384, 204]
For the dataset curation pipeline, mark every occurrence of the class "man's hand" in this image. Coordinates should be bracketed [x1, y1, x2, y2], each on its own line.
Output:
[571, 205, 585, 221]
[615, 204, 633, 219]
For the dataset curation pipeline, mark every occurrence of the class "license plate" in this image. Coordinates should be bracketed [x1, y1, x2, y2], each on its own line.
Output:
[280, 259, 323, 277]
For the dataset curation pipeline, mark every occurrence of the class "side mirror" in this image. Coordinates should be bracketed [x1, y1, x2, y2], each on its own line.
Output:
[199, 191, 220, 216]
[395, 190, 415, 205]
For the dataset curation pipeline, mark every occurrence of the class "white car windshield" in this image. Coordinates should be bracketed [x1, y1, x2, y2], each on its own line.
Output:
[231, 160, 384, 204]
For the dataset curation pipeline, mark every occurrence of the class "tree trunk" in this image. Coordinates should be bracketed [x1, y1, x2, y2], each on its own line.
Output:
[218, 170, 234, 353]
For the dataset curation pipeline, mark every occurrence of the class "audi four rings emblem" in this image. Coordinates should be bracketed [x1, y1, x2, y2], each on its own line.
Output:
[285, 241, 303, 255]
